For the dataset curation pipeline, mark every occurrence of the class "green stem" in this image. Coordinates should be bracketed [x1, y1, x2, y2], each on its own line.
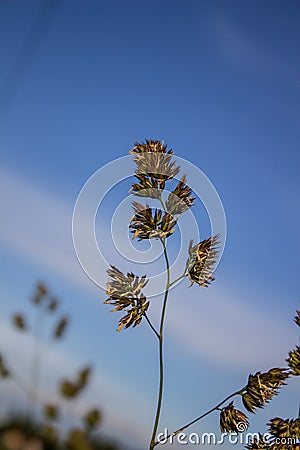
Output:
[28, 303, 46, 419]
[168, 272, 187, 288]
[149, 238, 170, 450]
[145, 313, 160, 340]
[153, 387, 247, 446]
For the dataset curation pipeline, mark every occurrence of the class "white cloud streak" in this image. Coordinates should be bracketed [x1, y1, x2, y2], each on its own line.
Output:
[0, 165, 297, 371]
[0, 165, 298, 448]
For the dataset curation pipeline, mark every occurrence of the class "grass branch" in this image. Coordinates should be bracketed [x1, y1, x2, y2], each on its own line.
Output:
[144, 313, 160, 340]
[154, 387, 247, 446]
[149, 238, 170, 450]
[168, 272, 187, 288]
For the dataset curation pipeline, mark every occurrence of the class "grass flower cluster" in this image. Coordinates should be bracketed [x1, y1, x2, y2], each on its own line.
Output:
[104, 140, 299, 449]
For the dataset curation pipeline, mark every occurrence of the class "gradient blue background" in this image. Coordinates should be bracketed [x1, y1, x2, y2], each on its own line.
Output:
[0, 1, 299, 449]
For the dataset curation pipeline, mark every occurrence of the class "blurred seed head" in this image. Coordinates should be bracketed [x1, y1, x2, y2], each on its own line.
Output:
[60, 379, 79, 399]
[77, 366, 92, 390]
[60, 366, 92, 400]
[186, 235, 219, 287]
[83, 408, 101, 431]
[219, 401, 248, 433]
[242, 368, 290, 412]
[53, 316, 69, 339]
[48, 298, 58, 312]
[66, 428, 91, 450]
[12, 314, 27, 331]
[36, 282, 47, 297]
[295, 310, 300, 327]
[32, 282, 48, 305]
[0, 353, 10, 378]
[43, 404, 59, 420]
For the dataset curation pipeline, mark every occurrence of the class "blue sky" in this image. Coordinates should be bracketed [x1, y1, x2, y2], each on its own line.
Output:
[0, 1, 299, 449]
